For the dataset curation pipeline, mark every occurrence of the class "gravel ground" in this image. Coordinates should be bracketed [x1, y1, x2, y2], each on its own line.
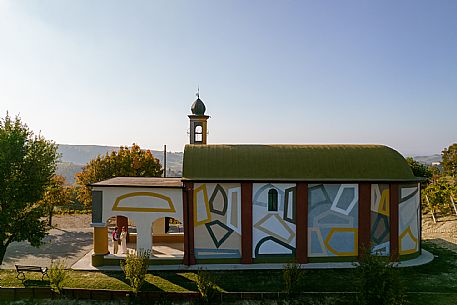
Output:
[0, 214, 93, 269]
[422, 213, 457, 252]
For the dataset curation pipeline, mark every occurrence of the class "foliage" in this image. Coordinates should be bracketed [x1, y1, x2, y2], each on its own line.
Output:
[356, 249, 407, 305]
[40, 175, 75, 226]
[405, 157, 436, 184]
[75, 144, 163, 207]
[196, 269, 218, 304]
[0, 113, 58, 265]
[422, 176, 456, 215]
[283, 261, 304, 295]
[49, 260, 69, 294]
[121, 249, 151, 295]
[442, 143, 457, 177]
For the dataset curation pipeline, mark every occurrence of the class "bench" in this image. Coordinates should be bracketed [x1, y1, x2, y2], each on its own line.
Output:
[15, 265, 49, 281]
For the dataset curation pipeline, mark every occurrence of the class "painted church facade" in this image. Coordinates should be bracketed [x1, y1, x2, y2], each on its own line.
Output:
[90, 96, 422, 267]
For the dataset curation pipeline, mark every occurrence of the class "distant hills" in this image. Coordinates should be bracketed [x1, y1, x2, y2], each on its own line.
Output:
[56, 144, 183, 184]
[411, 154, 441, 165]
[55, 144, 442, 185]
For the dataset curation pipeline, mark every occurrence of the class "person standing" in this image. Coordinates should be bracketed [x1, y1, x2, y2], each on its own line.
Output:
[111, 226, 119, 254]
[120, 226, 128, 254]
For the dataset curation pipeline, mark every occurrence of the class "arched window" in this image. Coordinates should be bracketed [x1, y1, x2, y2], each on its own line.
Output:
[195, 125, 203, 142]
[268, 189, 278, 212]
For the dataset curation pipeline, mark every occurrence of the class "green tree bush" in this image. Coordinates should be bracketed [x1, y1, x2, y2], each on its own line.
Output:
[49, 260, 68, 295]
[41, 175, 74, 226]
[356, 249, 407, 305]
[196, 269, 218, 304]
[283, 261, 304, 296]
[121, 249, 151, 295]
[0, 114, 58, 265]
[75, 144, 163, 207]
[442, 143, 457, 177]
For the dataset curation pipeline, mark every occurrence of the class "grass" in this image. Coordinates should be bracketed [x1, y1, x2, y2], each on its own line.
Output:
[1, 241, 457, 304]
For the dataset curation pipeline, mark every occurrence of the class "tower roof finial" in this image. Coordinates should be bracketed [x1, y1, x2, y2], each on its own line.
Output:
[196, 86, 200, 99]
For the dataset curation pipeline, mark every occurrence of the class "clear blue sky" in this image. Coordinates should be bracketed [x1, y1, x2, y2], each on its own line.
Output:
[1, 0, 456, 156]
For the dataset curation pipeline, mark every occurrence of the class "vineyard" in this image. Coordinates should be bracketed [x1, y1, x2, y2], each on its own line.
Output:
[412, 143, 457, 223]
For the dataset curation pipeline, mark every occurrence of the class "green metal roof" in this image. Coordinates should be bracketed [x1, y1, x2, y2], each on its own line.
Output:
[182, 144, 419, 182]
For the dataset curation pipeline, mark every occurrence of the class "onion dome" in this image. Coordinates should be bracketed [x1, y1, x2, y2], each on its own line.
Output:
[191, 97, 206, 115]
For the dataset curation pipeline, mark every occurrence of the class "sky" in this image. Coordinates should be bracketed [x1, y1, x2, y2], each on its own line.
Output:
[0, 0, 456, 156]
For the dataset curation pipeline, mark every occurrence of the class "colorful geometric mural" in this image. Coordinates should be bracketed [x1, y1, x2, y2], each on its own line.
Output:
[308, 184, 358, 257]
[194, 183, 242, 259]
[370, 184, 390, 256]
[399, 184, 420, 255]
[252, 183, 296, 258]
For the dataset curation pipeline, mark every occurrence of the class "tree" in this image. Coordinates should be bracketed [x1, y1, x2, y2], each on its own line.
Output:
[75, 144, 163, 207]
[406, 157, 435, 183]
[0, 114, 58, 265]
[41, 175, 73, 226]
[442, 143, 457, 177]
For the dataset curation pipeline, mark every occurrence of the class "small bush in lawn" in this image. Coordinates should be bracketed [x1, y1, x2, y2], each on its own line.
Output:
[48, 260, 68, 294]
[121, 249, 151, 295]
[356, 249, 407, 305]
[196, 269, 218, 304]
[283, 260, 304, 296]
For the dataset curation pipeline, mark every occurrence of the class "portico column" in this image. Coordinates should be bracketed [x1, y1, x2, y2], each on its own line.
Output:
[91, 223, 109, 266]
[136, 222, 153, 255]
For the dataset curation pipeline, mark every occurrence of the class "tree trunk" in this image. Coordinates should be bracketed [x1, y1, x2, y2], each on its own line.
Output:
[48, 206, 54, 227]
[0, 243, 8, 266]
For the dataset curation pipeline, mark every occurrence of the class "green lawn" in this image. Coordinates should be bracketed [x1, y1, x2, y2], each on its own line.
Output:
[1, 241, 457, 304]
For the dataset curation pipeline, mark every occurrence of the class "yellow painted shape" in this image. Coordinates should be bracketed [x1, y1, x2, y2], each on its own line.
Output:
[378, 189, 390, 216]
[193, 184, 211, 226]
[112, 192, 176, 213]
[399, 226, 418, 255]
[324, 228, 358, 256]
[93, 226, 108, 255]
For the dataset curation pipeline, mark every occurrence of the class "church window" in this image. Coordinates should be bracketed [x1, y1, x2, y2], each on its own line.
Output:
[268, 189, 278, 211]
[195, 125, 202, 142]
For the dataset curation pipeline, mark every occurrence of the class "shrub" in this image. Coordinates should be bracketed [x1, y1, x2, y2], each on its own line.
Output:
[196, 269, 218, 304]
[121, 249, 151, 295]
[283, 260, 304, 296]
[48, 260, 68, 294]
[356, 249, 407, 305]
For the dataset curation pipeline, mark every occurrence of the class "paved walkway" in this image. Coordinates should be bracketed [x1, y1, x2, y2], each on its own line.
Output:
[0, 227, 93, 269]
[72, 248, 434, 271]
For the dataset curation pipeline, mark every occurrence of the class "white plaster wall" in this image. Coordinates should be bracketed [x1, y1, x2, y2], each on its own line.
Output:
[93, 186, 183, 253]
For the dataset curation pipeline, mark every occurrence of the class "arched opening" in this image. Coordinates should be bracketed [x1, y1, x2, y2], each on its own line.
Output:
[151, 217, 184, 258]
[195, 125, 203, 142]
[106, 215, 136, 256]
[268, 189, 278, 212]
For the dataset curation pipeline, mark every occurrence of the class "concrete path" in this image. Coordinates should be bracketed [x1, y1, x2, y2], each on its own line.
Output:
[0, 227, 93, 269]
[72, 249, 434, 271]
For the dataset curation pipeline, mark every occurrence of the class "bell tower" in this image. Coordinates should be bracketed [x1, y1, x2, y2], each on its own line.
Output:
[188, 91, 209, 144]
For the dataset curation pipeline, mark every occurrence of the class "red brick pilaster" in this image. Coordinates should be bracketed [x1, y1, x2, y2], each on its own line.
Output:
[183, 182, 196, 265]
[389, 183, 399, 262]
[358, 183, 371, 258]
[296, 182, 308, 264]
[241, 182, 253, 264]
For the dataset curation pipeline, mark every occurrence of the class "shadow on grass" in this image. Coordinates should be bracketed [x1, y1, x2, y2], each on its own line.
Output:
[23, 279, 50, 287]
[154, 271, 198, 292]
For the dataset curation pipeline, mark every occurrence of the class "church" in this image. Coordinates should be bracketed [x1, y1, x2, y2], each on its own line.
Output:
[90, 95, 422, 267]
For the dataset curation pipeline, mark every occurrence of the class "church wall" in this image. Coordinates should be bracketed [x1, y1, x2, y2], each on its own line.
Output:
[371, 184, 390, 256]
[95, 187, 184, 227]
[308, 184, 359, 257]
[252, 183, 296, 259]
[193, 183, 242, 259]
[399, 183, 420, 255]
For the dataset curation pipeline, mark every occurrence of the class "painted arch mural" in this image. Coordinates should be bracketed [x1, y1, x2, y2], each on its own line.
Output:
[308, 184, 359, 257]
[193, 183, 242, 259]
[252, 183, 297, 258]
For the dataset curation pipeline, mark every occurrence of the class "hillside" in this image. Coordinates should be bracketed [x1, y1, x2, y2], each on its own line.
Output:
[56, 144, 183, 184]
